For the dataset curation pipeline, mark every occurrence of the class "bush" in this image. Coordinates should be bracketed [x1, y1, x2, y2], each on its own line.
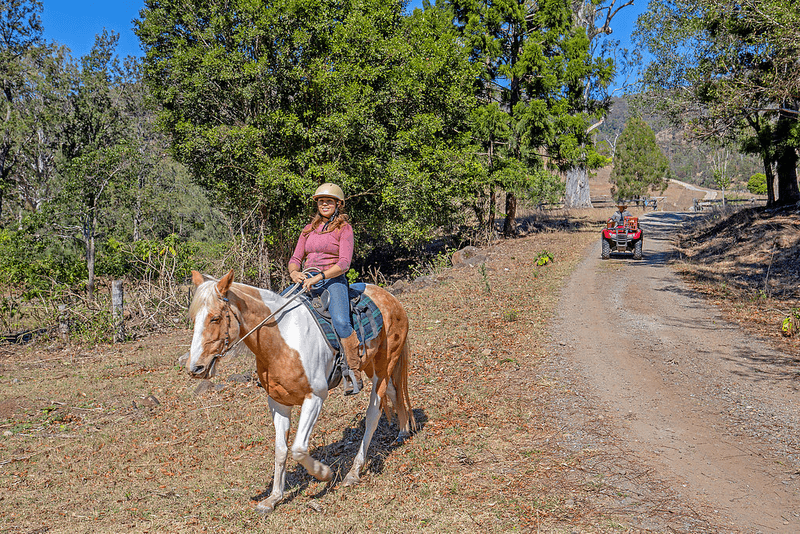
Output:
[747, 173, 767, 195]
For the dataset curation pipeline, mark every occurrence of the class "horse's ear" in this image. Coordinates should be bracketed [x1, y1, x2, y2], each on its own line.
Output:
[191, 270, 205, 287]
[217, 269, 235, 296]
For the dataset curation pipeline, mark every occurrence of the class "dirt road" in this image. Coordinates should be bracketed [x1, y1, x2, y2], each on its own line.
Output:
[549, 212, 800, 533]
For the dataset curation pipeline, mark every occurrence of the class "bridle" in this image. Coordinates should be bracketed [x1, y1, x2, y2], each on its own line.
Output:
[204, 270, 320, 366]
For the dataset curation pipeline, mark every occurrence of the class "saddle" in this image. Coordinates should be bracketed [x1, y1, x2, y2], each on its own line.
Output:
[280, 282, 383, 390]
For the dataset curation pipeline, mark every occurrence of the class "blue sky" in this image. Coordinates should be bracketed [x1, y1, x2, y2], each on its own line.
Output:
[41, 0, 647, 75]
[41, 1, 145, 59]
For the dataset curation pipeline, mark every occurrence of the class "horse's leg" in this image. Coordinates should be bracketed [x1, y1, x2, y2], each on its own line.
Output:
[342, 385, 382, 487]
[387, 341, 415, 443]
[291, 394, 333, 482]
[255, 398, 292, 515]
[383, 379, 411, 444]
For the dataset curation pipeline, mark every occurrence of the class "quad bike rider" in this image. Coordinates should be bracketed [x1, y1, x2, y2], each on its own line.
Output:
[601, 200, 643, 260]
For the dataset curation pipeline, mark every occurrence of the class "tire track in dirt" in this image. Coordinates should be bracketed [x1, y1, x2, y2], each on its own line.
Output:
[550, 211, 800, 533]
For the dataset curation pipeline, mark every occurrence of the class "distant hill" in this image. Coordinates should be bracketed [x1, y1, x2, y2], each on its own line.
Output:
[595, 96, 763, 191]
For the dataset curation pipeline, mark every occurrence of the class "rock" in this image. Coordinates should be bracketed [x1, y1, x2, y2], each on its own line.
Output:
[133, 395, 161, 409]
[228, 372, 256, 383]
[389, 279, 407, 295]
[177, 351, 189, 365]
[193, 379, 214, 396]
[141, 395, 160, 407]
[411, 275, 434, 290]
[451, 246, 487, 267]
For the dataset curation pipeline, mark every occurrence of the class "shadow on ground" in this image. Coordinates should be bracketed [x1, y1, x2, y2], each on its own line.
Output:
[250, 408, 428, 508]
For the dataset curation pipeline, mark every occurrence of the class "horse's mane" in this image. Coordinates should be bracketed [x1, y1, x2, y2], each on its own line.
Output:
[189, 279, 220, 320]
[189, 276, 286, 320]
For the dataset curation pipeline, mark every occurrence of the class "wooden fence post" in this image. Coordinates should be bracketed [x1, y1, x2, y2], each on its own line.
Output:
[112, 280, 125, 343]
[58, 304, 69, 341]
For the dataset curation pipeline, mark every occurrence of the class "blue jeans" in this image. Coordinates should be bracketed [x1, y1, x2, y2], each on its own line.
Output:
[311, 275, 353, 338]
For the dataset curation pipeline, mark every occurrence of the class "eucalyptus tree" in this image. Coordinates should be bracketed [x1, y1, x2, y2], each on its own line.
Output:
[447, 0, 614, 236]
[563, 0, 633, 209]
[0, 0, 44, 224]
[634, 0, 800, 207]
[136, 0, 477, 282]
[11, 44, 71, 219]
[56, 30, 135, 299]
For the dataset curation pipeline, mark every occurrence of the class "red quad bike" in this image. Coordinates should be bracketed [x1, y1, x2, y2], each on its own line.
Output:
[601, 216, 643, 260]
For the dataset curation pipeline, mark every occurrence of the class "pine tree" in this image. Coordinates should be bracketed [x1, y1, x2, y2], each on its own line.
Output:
[609, 117, 669, 200]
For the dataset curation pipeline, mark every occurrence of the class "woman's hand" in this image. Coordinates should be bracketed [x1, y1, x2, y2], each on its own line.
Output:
[289, 270, 305, 284]
[302, 273, 324, 291]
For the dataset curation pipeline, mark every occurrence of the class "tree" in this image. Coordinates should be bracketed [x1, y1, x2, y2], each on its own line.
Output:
[634, 0, 800, 207]
[562, 0, 634, 209]
[136, 0, 477, 283]
[747, 173, 767, 195]
[0, 0, 44, 224]
[56, 31, 133, 299]
[448, 0, 613, 236]
[609, 116, 669, 200]
[10, 44, 71, 220]
[711, 146, 731, 206]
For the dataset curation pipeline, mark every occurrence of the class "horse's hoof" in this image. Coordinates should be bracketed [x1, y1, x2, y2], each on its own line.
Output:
[319, 465, 333, 482]
[254, 500, 276, 516]
[394, 431, 411, 445]
[341, 471, 361, 487]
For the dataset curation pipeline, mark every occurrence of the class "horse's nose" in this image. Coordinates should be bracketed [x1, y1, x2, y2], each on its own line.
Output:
[190, 364, 205, 376]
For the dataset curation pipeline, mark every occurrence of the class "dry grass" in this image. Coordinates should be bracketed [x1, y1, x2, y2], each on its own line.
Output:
[1, 222, 646, 533]
[675, 206, 800, 357]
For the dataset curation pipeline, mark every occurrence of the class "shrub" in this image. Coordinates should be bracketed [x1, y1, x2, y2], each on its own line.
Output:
[747, 173, 767, 195]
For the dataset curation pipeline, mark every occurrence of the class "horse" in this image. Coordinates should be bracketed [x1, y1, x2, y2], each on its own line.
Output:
[186, 269, 416, 514]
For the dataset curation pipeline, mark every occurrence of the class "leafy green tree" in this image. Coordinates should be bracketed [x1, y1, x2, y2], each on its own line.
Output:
[562, 0, 634, 209]
[448, 0, 613, 236]
[634, 0, 800, 207]
[747, 173, 767, 195]
[55, 31, 134, 299]
[0, 0, 44, 223]
[609, 116, 669, 200]
[136, 0, 477, 283]
[10, 44, 71, 218]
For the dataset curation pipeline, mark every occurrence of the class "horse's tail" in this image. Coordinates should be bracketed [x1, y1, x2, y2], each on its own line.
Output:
[391, 337, 417, 435]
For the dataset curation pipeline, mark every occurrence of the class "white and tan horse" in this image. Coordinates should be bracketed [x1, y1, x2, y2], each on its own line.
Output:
[187, 270, 416, 514]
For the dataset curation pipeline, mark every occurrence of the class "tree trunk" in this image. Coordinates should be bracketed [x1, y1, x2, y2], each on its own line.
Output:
[133, 171, 144, 242]
[86, 210, 96, 300]
[501, 30, 521, 238]
[488, 187, 496, 236]
[762, 153, 775, 207]
[259, 203, 271, 290]
[775, 142, 800, 207]
[564, 166, 593, 208]
[502, 192, 517, 237]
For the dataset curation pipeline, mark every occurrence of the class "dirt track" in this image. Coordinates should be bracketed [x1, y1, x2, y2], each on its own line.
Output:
[549, 212, 800, 533]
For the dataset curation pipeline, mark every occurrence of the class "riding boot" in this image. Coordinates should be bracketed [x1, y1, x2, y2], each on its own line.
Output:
[340, 332, 363, 396]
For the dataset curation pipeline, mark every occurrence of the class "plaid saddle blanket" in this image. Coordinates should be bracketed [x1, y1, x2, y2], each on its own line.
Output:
[280, 282, 384, 352]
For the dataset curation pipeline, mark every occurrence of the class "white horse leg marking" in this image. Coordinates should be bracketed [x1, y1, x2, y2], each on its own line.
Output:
[256, 398, 292, 515]
[291, 394, 332, 482]
[343, 386, 382, 487]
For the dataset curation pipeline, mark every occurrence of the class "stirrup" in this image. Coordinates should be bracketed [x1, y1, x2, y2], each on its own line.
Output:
[342, 369, 362, 396]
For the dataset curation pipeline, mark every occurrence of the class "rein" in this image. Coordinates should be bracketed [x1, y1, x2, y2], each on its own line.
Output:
[212, 269, 321, 360]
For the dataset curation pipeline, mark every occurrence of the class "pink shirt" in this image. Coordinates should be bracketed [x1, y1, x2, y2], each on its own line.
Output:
[289, 223, 354, 273]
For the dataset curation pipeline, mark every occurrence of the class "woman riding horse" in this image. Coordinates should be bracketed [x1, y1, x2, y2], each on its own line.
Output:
[288, 182, 364, 395]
